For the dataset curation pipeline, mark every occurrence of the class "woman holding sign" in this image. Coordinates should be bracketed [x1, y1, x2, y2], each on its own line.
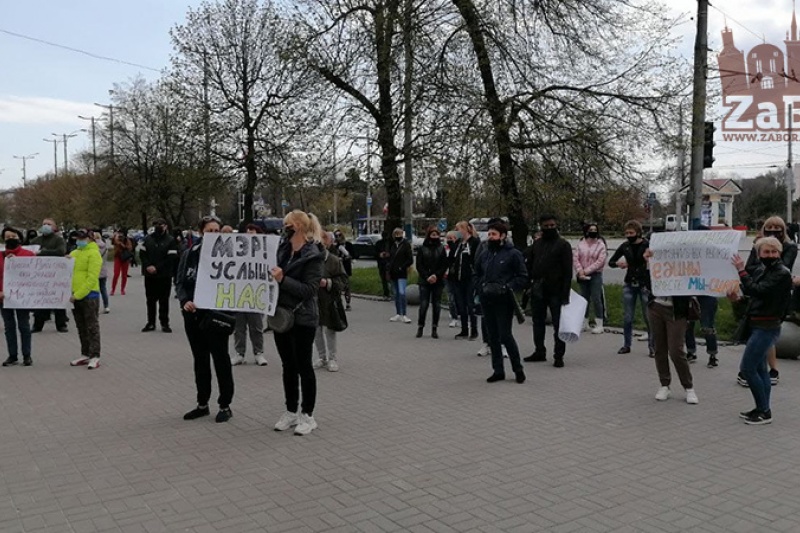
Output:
[271, 211, 324, 436]
[730, 237, 793, 425]
[176, 216, 235, 423]
[0, 227, 36, 367]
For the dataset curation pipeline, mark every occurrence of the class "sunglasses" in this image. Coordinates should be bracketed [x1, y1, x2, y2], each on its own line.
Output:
[201, 215, 221, 224]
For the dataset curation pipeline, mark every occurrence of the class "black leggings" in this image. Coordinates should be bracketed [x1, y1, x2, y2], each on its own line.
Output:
[274, 324, 317, 415]
[183, 312, 234, 408]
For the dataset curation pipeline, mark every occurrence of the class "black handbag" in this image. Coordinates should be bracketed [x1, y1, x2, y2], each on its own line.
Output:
[198, 310, 236, 336]
[687, 297, 701, 321]
[267, 301, 303, 333]
[329, 297, 349, 332]
[481, 281, 509, 298]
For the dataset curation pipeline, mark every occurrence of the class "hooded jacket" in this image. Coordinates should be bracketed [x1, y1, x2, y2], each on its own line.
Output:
[416, 238, 448, 284]
[70, 241, 102, 300]
[275, 240, 324, 329]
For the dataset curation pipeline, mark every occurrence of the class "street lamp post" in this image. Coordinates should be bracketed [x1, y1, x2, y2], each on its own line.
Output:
[12, 153, 37, 187]
[42, 138, 59, 178]
[94, 99, 115, 162]
[52, 131, 79, 173]
[78, 115, 97, 173]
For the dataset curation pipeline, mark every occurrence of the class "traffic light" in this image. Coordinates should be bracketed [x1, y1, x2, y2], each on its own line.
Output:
[703, 122, 715, 168]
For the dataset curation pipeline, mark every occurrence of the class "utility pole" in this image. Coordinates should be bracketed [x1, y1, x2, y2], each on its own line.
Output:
[366, 136, 372, 235]
[94, 101, 115, 162]
[675, 103, 685, 229]
[12, 153, 37, 187]
[402, 0, 414, 239]
[688, 0, 709, 230]
[332, 134, 338, 226]
[53, 132, 78, 173]
[42, 138, 59, 178]
[787, 104, 795, 223]
[78, 115, 97, 173]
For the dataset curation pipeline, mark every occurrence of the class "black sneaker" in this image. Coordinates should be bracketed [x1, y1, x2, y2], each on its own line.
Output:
[553, 358, 565, 368]
[744, 410, 772, 425]
[739, 408, 758, 419]
[486, 373, 505, 383]
[686, 352, 698, 364]
[770, 368, 779, 385]
[22, 357, 32, 367]
[183, 406, 210, 420]
[648, 349, 655, 358]
[142, 324, 156, 332]
[523, 352, 547, 362]
[617, 346, 631, 354]
[215, 407, 233, 423]
[161, 325, 172, 333]
[2, 358, 18, 367]
[737, 372, 749, 387]
[56, 326, 69, 333]
[514, 370, 526, 384]
[469, 331, 479, 341]
[707, 355, 718, 368]
[455, 331, 469, 340]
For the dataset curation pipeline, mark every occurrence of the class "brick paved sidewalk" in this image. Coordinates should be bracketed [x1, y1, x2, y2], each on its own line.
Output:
[0, 275, 798, 532]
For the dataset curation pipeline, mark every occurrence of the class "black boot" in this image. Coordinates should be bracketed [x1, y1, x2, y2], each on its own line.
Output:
[416, 327, 423, 338]
[469, 327, 479, 340]
[455, 328, 469, 339]
[431, 327, 438, 339]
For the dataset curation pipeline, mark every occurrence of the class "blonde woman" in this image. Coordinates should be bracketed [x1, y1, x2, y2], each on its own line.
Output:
[271, 211, 325, 436]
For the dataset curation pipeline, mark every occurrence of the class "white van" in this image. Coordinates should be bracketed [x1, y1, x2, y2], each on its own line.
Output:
[665, 214, 688, 231]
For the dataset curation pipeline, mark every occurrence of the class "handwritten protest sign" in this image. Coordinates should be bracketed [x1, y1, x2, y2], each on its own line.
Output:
[648, 230, 743, 297]
[194, 233, 280, 315]
[3, 257, 74, 309]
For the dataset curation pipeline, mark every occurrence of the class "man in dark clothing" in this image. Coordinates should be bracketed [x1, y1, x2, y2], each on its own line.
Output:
[523, 214, 573, 367]
[375, 231, 392, 299]
[333, 230, 354, 310]
[140, 218, 179, 333]
[31, 218, 69, 333]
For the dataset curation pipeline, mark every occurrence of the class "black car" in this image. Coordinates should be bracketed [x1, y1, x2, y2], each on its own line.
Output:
[351, 234, 382, 259]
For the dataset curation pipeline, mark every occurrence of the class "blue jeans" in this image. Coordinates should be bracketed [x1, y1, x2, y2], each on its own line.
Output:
[99, 277, 109, 309]
[483, 297, 523, 375]
[418, 283, 443, 327]
[578, 273, 606, 320]
[685, 296, 718, 355]
[740, 327, 780, 413]
[446, 280, 459, 320]
[1, 307, 31, 359]
[622, 283, 653, 351]
[392, 278, 408, 316]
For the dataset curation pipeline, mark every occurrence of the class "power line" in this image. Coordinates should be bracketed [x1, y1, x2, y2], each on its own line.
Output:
[708, 4, 766, 43]
[0, 27, 161, 73]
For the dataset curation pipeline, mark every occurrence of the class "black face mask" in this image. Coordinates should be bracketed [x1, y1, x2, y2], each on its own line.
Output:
[154, 226, 165, 235]
[542, 228, 558, 240]
[627, 236, 639, 244]
[395, 236, 404, 243]
[283, 227, 295, 240]
[487, 239, 502, 250]
[587, 232, 599, 239]
[5, 239, 19, 250]
[761, 257, 779, 267]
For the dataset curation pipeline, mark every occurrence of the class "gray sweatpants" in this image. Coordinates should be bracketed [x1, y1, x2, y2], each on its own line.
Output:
[234, 312, 264, 356]
[314, 326, 337, 361]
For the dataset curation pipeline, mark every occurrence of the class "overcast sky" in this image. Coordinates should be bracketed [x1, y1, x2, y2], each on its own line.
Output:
[0, 0, 797, 190]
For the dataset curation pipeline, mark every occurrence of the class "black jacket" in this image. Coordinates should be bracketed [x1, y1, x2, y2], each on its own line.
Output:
[141, 231, 179, 279]
[474, 241, 528, 299]
[416, 239, 448, 285]
[608, 238, 651, 287]
[448, 236, 480, 283]
[524, 235, 573, 302]
[276, 240, 324, 329]
[745, 241, 798, 274]
[176, 239, 203, 308]
[387, 239, 413, 280]
[740, 261, 793, 323]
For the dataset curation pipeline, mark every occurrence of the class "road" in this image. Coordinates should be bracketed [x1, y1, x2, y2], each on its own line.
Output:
[1, 268, 800, 531]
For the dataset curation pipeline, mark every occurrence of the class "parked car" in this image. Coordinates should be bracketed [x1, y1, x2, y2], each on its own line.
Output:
[352, 234, 382, 259]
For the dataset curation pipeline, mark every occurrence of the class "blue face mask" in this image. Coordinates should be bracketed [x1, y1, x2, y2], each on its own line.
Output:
[40, 225, 53, 236]
[76, 240, 88, 249]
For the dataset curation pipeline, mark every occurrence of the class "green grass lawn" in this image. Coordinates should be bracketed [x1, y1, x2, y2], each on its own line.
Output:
[351, 266, 739, 341]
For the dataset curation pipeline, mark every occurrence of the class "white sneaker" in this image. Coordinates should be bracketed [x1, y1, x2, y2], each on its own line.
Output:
[87, 357, 100, 369]
[389, 314, 402, 322]
[294, 413, 318, 435]
[70, 356, 90, 367]
[231, 354, 245, 366]
[582, 319, 590, 332]
[477, 343, 490, 357]
[327, 360, 339, 372]
[449, 319, 459, 328]
[103, 308, 110, 314]
[313, 358, 327, 369]
[591, 319, 604, 334]
[254, 354, 268, 366]
[685, 389, 699, 404]
[402, 315, 412, 323]
[655, 386, 671, 401]
[274, 411, 299, 431]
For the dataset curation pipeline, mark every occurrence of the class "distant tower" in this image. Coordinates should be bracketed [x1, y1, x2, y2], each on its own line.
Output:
[785, 3, 800, 84]
[718, 26, 748, 95]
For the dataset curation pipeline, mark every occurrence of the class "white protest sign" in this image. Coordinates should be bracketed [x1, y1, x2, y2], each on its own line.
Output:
[648, 230, 743, 297]
[3, 257, 74, 309]
[194, 233, 280, 315]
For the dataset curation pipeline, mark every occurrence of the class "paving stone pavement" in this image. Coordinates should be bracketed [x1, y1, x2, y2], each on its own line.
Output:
[1, 271, 800, 532]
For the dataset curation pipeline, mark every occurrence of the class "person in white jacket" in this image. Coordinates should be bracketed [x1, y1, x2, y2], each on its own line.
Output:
[573, 223, 607, 334]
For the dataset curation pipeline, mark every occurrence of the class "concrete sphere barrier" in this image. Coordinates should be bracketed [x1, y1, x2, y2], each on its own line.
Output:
[406, 283, 420, 306]
[776, 321, 800, 360]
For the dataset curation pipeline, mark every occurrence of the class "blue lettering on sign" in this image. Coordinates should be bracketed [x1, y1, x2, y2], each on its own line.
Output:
[687, 277, 706, 290]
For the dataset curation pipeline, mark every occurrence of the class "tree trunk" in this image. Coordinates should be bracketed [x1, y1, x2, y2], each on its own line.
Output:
[452, 0, 528, 247]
